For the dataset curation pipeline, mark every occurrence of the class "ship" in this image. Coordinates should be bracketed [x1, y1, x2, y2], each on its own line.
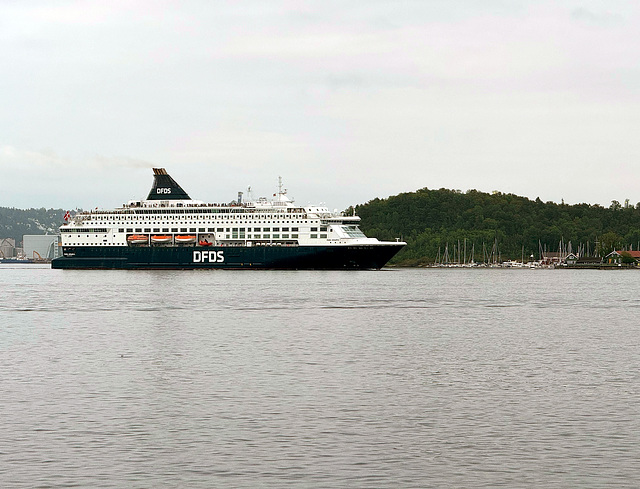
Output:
[51, 168, 405, 270]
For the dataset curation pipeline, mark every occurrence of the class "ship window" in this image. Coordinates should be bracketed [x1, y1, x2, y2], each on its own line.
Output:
[320, 227, 327, 232]
[292, 234, 298, 238]
[320, 234, 327, 238]
[144, 228, 151, 232]
[189, 228, 196, 232]
[119, 228, 124, 233]
[199, 228, 205, 232]
[254, 228, 261, 232]
[153, 228, 160, 232]
[181, 228, 187, 232]
[282, 227, 289, 232]
[292, 227, 299, 232]
[217, 228, 224, 232]
[282, 234, 289, 239]
[311, 227, 318, 232]
[341, 226, 366, 238]
[135, 228, 142, 232]
[263, 234, 270, 239]
[273, 234, 279, 239]
[172, 228, 178, 232]
[254, 234, 261, 239]
[264, 227, 270, 232]
[162, 228, 169, 232]
[273, 227, 280, 232]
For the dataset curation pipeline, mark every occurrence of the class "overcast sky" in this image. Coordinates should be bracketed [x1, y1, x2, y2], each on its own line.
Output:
[1, 0, 639, 211]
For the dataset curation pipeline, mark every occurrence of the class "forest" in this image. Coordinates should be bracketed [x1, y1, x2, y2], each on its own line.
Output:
[354, 188, 640, 266]
[0, 207, 66, 243]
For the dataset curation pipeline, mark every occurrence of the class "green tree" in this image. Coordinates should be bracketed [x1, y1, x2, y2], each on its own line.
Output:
[598, 232, 622, 256]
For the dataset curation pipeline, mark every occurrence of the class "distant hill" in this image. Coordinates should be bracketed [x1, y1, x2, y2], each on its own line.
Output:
[354, 188, 640, 266]
[0, 207, 67, 244]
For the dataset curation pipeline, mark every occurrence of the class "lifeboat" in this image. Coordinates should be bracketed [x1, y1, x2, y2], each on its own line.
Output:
[150, 235, 172, 243]
[199, 239, 213, 246]
[127, 234, 148, 244]
[175, 235, 196, 244]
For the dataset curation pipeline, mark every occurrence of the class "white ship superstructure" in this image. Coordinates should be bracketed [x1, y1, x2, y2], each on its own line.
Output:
[61, 172, 380, 249]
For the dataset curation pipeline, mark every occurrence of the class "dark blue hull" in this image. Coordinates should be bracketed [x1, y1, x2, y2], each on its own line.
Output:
[51, 244, 404, 270]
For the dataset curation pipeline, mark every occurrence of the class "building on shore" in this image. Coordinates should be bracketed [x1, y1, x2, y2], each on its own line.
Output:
[0, 238, 16, 258]
[22, 235, 61, 260]
[605, 250, 640, 265]
[574, 256, 603, 267]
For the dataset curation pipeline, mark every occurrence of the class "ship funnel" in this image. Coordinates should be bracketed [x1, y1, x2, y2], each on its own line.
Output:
[146, 168, 191, 200]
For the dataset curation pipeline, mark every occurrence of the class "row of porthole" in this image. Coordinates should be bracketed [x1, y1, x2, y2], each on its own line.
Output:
[95, 221, 317, 227]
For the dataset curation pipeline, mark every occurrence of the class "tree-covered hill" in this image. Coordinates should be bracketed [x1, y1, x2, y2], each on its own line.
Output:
[355, 188, 640, 266]
[0, 207, 67, 244]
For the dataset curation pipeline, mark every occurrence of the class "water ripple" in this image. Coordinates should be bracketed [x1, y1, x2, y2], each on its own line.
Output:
[2, 267, 640, 488]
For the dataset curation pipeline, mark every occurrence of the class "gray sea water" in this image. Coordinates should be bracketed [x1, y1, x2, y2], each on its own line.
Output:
[1, 264, 640, 488]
